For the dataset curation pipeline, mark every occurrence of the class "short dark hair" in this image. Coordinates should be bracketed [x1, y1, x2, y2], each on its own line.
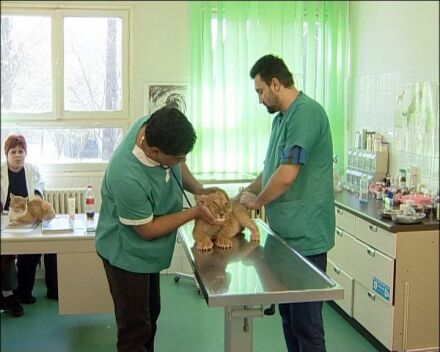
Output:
[249, 54, 294, 87]
[4, 134, 27, 156]
[145, 107, 196, 155]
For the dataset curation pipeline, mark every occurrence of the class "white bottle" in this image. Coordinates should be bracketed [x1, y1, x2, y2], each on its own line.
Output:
[359, 175, 369, 204]
[366, 133, 372, 152]
[85, 184, 95, 220]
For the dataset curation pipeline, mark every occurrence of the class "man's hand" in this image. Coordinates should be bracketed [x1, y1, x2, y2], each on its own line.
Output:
[195, 204, 219, 225]
[230, 192, 241, 203]
[239, 191, 261, 210]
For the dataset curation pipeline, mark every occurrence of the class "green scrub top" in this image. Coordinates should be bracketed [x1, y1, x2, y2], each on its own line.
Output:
[263, 92, 335, 256]
[95, 116, 183, 273]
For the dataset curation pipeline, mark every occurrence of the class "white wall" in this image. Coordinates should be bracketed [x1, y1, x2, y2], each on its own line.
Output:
[348, 1, 439, 190]
[130, 1, 190, 123]
[350, 1, 438, 75]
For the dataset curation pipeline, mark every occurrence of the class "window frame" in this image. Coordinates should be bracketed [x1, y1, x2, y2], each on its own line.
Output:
[1, 3, 130, 124]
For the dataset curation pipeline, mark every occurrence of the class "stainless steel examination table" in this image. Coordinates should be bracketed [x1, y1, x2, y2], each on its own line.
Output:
[177, 219, 344, 352]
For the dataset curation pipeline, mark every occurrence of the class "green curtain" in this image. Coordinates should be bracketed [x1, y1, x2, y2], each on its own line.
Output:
[189, 1, 348, 174]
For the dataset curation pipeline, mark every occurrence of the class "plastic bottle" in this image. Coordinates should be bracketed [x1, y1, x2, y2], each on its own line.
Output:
[85, 184, 95, 220]
[333, 155, 342, 192]
[366, 133, 372, 152]
[359, 175, 369, 204]
[434, 191, 440, 221]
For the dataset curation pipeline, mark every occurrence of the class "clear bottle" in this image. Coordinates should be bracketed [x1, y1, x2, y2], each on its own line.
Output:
[366, 133, 372, 152]
[85, 184, 95, 220]
[359, 174, 369, 204]
[333, 154, 342, 192]
[434, 191, 440, 221]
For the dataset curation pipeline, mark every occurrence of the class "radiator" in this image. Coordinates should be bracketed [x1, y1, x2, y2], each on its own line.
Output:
[44, 188, 86, 214]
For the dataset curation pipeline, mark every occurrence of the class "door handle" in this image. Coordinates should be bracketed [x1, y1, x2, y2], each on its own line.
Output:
[368, 224, 378, 233]
[336, 229, 343, 237]
[336, 208, 344, 215]
[367, 247, 376, 257]
[333, 266, 341, 275]
[367, 291, 376, 301]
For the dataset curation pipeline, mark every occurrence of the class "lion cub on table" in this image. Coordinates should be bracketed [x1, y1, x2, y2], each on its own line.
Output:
[193, 189, 260, 251]
[8, 194, 55, 225]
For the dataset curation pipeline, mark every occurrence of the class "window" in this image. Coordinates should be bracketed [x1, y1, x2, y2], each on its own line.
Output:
[189, 2, 348, 173]
[1, 4, 130, 164]
[63, 16, 123, 112]
[1, 15, 52, 114]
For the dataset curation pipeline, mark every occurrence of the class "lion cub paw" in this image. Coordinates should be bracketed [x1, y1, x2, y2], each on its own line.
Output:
[196, 239, 214, 251]
[250, 230, 260, 242]
[216, 238, 233, 249]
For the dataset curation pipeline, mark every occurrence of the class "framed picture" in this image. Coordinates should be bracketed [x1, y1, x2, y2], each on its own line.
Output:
[144, 83, 189, 115]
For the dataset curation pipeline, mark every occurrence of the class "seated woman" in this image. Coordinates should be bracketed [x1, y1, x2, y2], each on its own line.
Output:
[0, 134, 58, 317]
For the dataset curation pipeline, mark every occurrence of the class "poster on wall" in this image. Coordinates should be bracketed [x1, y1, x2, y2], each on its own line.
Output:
[394, 81, 438, 156]
[144, 83, 189, 116]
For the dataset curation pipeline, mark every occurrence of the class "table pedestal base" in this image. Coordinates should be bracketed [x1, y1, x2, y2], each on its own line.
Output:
[224, 306, 264, 352]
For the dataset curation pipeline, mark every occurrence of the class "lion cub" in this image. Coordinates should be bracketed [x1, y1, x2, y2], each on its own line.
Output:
[8, 194, 55, 225]
[193, 189, 260, 251]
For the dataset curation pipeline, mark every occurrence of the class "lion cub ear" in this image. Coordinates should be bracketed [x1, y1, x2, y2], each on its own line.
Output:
[195, 194, 208, 206]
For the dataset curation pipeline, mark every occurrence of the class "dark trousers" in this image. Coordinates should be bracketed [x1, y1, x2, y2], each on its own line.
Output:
[16, 254, 58, 299]
[279, 253, 327, 352]
[101, 256, 161, 352]
[1, 255, 17, 291]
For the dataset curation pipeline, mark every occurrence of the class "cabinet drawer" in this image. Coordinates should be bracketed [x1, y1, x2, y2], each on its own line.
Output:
[353, 281, 394, 350]
[327, 259, 353, 317]
[349, 235, 395, 304]
[335, 207, 355, 234]
[355, 217, 396, 257]
[328, 228, 357, 272]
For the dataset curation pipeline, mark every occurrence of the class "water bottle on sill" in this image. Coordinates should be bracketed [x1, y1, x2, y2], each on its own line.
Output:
[85, 184, 95, 220]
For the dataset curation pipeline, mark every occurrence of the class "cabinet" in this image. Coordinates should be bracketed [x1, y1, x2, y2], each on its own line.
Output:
[353, 281, 394, 348]
[329, 205, 439, 352]
[327, 260, 354, 316]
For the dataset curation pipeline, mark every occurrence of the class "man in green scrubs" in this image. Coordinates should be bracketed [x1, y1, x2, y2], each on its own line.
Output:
[95, 107, 217, 352]
[240, 55, 335, 352]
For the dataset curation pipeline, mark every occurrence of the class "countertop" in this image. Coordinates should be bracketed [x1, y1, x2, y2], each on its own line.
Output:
[334, 191, 439, 233]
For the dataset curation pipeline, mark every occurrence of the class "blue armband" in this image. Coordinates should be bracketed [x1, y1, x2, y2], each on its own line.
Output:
[281, 145, 308, 165]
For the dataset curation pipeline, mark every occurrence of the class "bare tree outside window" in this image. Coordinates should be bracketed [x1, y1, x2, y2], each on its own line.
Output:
[1, 15, 52, 113]
[64, 17, 122, 112]
[1, 13, 125, 164]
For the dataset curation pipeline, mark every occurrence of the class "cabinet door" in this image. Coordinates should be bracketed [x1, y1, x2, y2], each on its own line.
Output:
[355, 217, 396, 258]
[335, 207, 355, 234]
[349, 235, 395, 305]
[353, 281, 394, 350]
[58, 252, 113, 314]
[328, 228, 357, 273]
[327, 259, 354, 317]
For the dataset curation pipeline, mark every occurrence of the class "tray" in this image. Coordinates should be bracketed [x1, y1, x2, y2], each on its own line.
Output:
[378, 208, 403, 219]
[391, 213, 426, 224]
